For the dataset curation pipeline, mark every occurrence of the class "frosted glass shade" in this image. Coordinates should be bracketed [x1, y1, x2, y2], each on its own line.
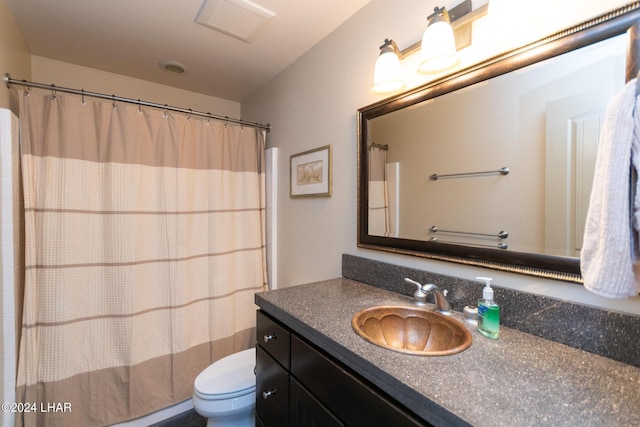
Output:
[372, 50, 405, 94]
[418, 20, 460, 74]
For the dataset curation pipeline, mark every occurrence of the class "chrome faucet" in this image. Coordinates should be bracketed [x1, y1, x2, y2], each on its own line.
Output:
[404, 278, 452, 315]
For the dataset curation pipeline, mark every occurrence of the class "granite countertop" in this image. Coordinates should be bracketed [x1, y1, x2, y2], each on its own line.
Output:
[255, 278, 640, 427]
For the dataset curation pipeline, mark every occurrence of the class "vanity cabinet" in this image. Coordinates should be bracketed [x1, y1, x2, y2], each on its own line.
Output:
[255, 310, 430, 427]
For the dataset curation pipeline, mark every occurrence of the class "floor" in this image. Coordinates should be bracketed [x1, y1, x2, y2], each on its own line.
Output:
[149, 409, 206, 427]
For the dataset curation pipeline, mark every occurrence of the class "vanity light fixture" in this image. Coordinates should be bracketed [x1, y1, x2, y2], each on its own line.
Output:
[371, 39, 406, 94]
[418, 6, 460, 74]
[370, 0, 488, 94]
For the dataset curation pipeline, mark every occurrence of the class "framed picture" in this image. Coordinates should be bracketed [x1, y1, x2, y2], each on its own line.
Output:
[290, 145, 332, 197]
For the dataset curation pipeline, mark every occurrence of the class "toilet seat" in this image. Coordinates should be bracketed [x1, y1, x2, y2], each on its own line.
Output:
[194, 348, 256, 401]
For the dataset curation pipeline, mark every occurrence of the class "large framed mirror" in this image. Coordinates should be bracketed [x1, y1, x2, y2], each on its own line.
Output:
[358, 3, 640, 283]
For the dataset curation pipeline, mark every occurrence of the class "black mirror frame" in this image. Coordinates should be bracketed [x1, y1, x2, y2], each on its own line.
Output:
[357, 3, 640, 283]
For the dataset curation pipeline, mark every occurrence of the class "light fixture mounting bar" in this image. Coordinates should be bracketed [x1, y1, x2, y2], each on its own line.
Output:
[398, 0, 489, 59]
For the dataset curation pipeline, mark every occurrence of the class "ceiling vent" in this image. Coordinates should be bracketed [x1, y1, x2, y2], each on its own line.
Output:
[196, 0, 275, 43]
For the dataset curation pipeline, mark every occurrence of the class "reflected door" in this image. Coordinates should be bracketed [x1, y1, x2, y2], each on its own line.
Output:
[545, 93, 608, 256]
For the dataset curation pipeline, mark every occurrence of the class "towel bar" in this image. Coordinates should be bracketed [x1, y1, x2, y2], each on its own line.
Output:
[429, 166, 509, 180]
[429, 237, 508, 250]
[429, 226, 508, 239]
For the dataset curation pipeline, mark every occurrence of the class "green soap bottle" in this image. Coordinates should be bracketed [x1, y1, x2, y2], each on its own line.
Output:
[477, 276, 500, 339]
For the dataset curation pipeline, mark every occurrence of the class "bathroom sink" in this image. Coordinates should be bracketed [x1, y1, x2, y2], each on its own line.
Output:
[351, 306, 472, 356]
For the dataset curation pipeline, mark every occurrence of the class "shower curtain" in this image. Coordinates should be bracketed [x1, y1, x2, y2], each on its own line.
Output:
[15, 90, 267, 427]
[368, 146, 389, 236]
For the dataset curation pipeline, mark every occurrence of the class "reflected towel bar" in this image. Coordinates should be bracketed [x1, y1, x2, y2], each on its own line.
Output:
[429, 166, 509, 180]
[429, 226, 508, 239]
[429, 237, 508, 249]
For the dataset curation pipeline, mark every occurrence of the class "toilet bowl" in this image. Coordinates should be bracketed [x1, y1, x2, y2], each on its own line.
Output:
[192, 348, 256, 427]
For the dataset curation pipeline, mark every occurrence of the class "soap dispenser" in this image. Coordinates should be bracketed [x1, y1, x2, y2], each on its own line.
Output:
[476, 276, 500, 339]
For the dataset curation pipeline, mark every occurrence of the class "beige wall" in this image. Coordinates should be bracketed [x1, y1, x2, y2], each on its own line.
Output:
[31, 56, 240, 118]
[0, 0, 30, 112]
[242, 0, 640, 314]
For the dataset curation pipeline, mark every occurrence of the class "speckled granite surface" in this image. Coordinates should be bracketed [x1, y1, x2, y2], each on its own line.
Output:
[342, 254, 640, 367]
[255, 279, 640, 427]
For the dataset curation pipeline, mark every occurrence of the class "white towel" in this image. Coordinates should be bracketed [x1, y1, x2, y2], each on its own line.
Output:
[581, 79, 640, 298]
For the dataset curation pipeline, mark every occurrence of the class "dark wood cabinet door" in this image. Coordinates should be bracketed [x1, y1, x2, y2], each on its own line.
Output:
[256, 345, 290, 427]
[290, 377, 344, 427]
[291, 335, 429, 427]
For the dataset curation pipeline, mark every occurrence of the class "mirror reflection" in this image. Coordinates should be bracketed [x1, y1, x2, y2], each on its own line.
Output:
[367, 34, 626, 257]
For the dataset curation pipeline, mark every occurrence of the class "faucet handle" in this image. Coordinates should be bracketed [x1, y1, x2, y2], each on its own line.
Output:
[404, 277, 422, 289]
[404, 278, 427, 305]
[422, 283, 452, 314]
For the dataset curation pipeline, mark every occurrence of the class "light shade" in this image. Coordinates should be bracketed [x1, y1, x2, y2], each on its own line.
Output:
[371, 39, 406, 94]
[418, 7, 460, 74]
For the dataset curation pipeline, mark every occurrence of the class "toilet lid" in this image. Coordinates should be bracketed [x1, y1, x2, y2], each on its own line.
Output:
[194, 348, 255, 398]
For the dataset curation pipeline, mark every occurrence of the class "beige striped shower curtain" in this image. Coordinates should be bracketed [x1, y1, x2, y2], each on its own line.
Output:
[15, 90, 267, 427]
[368, 146, 389, 236]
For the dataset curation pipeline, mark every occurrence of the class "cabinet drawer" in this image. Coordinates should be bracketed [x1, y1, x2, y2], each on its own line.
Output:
[291, 335, 428, 427]
[257, 310, 291, 370]
[256, 345, 289, 427]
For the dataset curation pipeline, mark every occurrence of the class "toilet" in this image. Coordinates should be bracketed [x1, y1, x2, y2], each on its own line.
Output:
[192, 348, 256, 427]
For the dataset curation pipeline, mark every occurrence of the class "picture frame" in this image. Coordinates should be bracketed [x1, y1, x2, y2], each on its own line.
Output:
[290, 145, 332, 197]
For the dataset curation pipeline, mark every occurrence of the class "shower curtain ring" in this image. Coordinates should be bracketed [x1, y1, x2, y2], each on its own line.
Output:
[81, 89, 86, 105]
[22, 80, 29, 96]
[137, 99, 142, 114]
[187, 109, 192, 121]
[206, 112, 211, 125]
[224, 116, 228, 128]
[50, 84, 57, 100]
[163, 105, 168, 118]
[111, 94, 117, 110]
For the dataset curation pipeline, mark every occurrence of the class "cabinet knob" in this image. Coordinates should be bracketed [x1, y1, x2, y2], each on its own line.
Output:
[263, 333, 277, 343]
[262, 389, 277, 400]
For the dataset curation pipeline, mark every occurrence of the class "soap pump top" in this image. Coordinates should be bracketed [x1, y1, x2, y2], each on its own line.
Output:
[477, 276, 494, 302]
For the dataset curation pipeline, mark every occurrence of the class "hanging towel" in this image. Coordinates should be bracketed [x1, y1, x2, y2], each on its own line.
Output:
[581, 78, 640, 298]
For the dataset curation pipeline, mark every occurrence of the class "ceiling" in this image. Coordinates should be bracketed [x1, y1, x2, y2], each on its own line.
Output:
[5, 0, 372, 102]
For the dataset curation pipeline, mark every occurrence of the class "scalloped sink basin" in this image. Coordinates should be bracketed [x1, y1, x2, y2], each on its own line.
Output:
[352, 306, 472, 356]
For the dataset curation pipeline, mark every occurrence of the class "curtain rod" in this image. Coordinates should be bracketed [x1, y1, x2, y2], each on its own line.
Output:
[3, 73, 271, 132]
